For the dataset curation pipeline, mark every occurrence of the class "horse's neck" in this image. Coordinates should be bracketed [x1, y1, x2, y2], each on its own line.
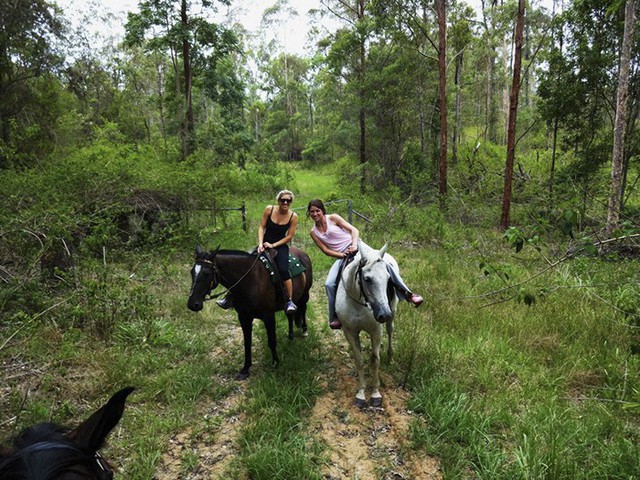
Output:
[216, 254, 256, 286]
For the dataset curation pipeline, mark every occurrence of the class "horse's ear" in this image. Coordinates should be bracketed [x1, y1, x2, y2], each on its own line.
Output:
[379, 243, 388, 258]
[66, 387, 135, 452]
[195, 245, 203, 256]
[214, 245, 221, 253]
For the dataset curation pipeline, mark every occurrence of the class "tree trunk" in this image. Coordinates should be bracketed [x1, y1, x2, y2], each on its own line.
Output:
[358, 0, 367, 194]
[437, 0, 447, 198]
[500, 0, 525, 230]
[181, 0, 194, 159]
[452, 51, 463, 164]
[549, 116, 558, 202]
[606, 0, 636, 236]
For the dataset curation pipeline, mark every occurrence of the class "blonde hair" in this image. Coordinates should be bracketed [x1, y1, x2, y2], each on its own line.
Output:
[276, 190, 295, 202]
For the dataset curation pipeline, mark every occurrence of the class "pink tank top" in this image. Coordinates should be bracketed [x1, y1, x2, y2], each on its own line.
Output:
[312, 217, 352, 253]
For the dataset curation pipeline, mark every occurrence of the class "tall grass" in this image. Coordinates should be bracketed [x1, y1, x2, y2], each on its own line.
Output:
[390, 236, 640, 478]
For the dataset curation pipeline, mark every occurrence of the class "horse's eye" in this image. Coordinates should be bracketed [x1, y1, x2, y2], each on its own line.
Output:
[364, 276, 372, 283]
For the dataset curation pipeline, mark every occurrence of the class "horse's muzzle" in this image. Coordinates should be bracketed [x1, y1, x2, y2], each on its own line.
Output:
[373, 305, 394, 324]
[187, 298, 204, 311]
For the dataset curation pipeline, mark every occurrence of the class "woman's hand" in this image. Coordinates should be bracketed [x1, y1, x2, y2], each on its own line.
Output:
[258, 242, 273, 253]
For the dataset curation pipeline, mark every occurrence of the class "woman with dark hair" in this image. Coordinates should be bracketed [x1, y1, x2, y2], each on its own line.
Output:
[307, 199, 423, 329]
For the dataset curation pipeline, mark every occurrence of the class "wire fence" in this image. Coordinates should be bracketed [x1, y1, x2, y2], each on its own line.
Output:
[189, 199, 370, 233]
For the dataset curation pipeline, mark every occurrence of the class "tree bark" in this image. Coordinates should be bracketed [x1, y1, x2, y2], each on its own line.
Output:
[181, 0, 194, 159]
[452, 51, 462, 164]
[606, 0, 636, 236]
[500, 0, 525, 230]
[358, 0, 367, 194]
[437, 0, 448, 198]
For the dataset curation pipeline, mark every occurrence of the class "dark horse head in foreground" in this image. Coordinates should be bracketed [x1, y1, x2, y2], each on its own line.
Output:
[187, 246, 313, 380]
[0, 387, 134, 480]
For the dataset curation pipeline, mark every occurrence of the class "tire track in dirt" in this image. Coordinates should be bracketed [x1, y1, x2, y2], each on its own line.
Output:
[154, 293, 442, 479]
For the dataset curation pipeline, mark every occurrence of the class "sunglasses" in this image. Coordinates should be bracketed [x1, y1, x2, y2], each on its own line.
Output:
[279, 198, 293, 204]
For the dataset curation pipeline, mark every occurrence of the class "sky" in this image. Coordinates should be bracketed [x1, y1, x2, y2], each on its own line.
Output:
[55, 0, 333, 56]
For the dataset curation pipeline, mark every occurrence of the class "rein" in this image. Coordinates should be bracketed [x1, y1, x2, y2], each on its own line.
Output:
[340, 254, 370, 308]
[199, 253, 262, 302]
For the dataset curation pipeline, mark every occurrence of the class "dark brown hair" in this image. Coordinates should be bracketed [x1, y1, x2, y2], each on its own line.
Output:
[306, 199, 326, 217]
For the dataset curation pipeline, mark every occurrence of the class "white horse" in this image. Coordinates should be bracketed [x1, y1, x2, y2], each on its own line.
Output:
[335, 240, 399, 408]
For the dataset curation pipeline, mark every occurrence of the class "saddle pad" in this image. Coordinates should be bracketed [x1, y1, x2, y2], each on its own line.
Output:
[288, 254, 306, 277]
[258, 253, 306, 284]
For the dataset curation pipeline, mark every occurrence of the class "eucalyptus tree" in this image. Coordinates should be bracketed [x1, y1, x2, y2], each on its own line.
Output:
[607, 0, 636, 236]
[252, 1, 314, 161]
[261, 53, 311, 161]
[437, 0, 448, 197]
[321, 0, 374, 193]
[539, 0, 640, 219]
[475, 0, 514, 144]
[0, 0, 65, 167]
[449, 2, 475, 164]
[500, 0, 526, 229]
[125, 0, 237, 160]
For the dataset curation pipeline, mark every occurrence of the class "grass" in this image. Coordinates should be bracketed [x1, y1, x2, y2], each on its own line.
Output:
[2, 166, 640, 478]
[391, 241, 640, 478]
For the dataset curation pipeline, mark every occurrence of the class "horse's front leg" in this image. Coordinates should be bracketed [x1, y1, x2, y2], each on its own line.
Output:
[264, 313, 280, 368]
[300, 303, 308, 337]
[287, 312, 294, 340]
[237, 314, 253, 380]
[343, 330, 367, 408]
[370, 327, 383, 408]
[292, 303, 308, 338]
[385, 318, 394, 364]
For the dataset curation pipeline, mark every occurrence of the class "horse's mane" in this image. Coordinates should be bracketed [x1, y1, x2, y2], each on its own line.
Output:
[215, 249, 257, 258]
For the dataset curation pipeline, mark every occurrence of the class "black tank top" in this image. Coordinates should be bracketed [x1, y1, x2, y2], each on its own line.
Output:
[264, 206, 293, 244]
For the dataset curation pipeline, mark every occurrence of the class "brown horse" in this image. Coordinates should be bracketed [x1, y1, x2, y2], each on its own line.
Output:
[0, 387, 134, 479]
[187, 245, 313, 380]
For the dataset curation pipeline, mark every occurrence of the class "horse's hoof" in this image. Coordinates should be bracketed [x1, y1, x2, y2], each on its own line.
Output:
[354, 397, 367, 409]
[302, 329, 308, 337]
[235, 371, 249, 381]
[371, 397, 383, 408]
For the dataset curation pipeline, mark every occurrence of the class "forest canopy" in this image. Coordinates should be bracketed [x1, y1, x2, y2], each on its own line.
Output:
[1, 0, 639, 254]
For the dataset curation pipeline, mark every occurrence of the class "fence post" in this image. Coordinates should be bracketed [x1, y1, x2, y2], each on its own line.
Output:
[241, 202, 247, 232]
[347, 199, 353, 224]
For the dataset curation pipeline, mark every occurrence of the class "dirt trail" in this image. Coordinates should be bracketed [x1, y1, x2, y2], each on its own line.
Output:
[154, 300, 442, 479]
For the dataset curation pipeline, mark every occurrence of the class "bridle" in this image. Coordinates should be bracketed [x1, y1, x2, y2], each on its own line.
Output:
[0, 441, 114, 479]
[193, 258, 220, 300]
[339, 253, 373, 308]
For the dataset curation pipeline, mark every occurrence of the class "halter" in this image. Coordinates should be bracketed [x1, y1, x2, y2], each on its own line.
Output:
[0, 441, 114, 479]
